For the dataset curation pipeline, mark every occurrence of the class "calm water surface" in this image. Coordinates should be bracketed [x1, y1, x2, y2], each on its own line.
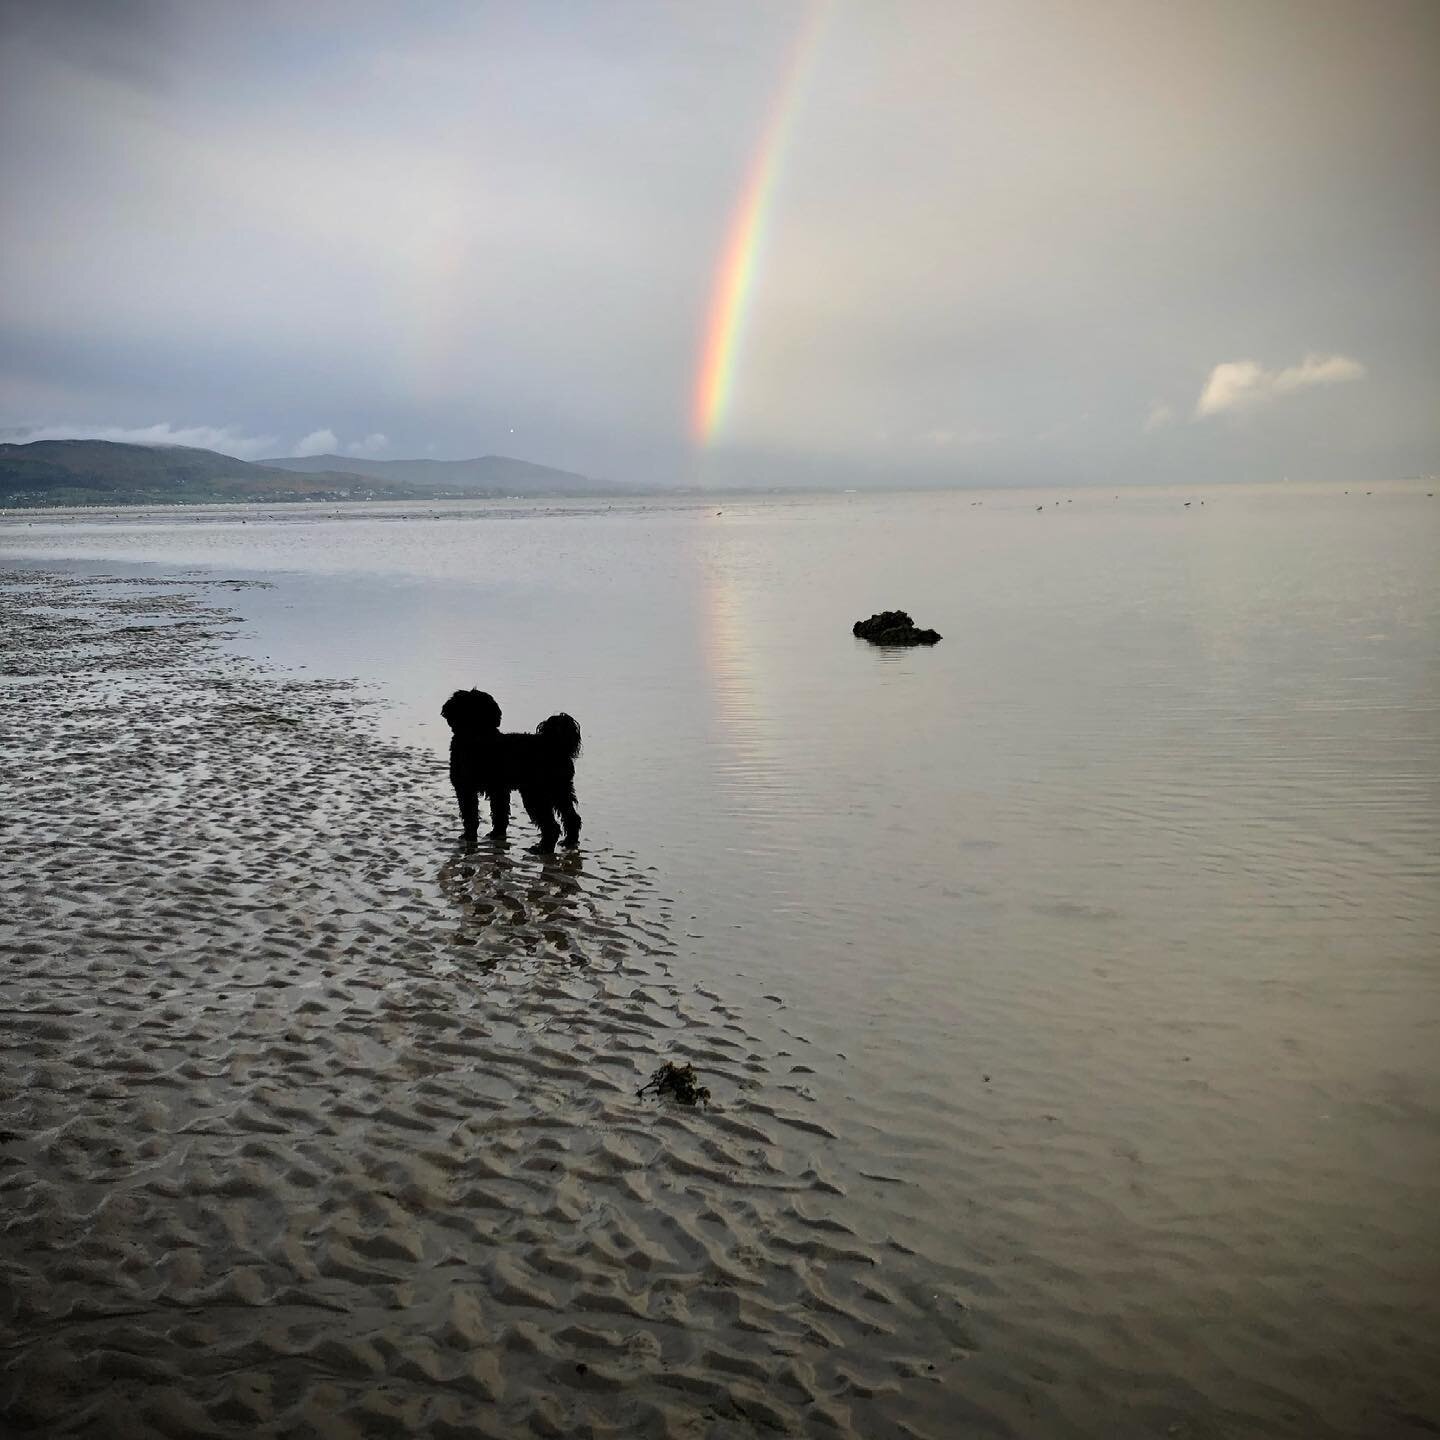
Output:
[5, 484, 1438, 1435]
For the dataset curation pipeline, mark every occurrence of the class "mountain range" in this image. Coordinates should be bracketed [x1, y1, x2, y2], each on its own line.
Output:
[0, 440, 612, 508]
[261, 452, 615, 495]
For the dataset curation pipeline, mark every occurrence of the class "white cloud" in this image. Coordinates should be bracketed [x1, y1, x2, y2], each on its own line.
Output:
[292, 428, 339, 457]
[5, 421, 279, 459]
[1194, 353, 1366, 419]
[1144, 401, 1176, 433]
[346, 432, 389, 457]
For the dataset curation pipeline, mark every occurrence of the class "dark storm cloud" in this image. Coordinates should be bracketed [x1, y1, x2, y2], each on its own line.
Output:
[0, 0, 183, 86]
[1, 1, 1436, 485]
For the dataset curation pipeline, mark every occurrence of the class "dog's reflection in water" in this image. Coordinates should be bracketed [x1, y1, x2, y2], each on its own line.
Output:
[437, 844, 589, 960]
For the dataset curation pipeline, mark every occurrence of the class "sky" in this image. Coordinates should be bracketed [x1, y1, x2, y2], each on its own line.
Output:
[1, 0, 1436, 488]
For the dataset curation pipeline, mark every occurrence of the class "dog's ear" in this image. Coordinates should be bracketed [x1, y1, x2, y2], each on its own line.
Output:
[471, 691, 502, 729]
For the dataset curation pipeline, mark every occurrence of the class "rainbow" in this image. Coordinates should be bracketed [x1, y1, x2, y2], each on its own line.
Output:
[692, 4, 828, 446]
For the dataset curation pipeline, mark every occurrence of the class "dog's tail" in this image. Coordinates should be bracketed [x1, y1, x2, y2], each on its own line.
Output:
[537, 712, 582, 760]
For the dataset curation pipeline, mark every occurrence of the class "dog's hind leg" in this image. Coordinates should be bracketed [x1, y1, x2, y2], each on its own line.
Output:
[520, 789, 561, 855]
[483, 789, 510, 845]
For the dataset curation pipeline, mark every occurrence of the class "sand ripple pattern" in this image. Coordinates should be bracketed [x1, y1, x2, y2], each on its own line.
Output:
[0, 573, 947, 1438]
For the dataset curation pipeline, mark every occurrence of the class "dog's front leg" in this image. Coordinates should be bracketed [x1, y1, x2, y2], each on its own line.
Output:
[484, 788, 510, 844]
[558, 794, 581, 849]
[456, 786, 480, 846]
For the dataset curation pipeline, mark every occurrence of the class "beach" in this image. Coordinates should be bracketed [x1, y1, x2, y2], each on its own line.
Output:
[0, 569, 953, 1438]
[5, 0, 1438, 1428]
[2, 486, 1438, 1438]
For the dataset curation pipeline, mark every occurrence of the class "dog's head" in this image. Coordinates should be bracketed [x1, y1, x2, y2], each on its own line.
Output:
[441, 688, 501, 732]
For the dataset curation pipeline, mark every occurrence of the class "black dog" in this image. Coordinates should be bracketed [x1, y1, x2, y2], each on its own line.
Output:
[441, 689, 582, 854]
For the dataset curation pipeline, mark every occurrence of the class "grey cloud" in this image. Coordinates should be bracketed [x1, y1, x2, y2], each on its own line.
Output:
[0, 0, 186, 89]
[1, 1, 1436, 486]
[6, 420, 279, 458]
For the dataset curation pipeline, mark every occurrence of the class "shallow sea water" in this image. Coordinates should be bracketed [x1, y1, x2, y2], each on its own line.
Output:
[4, 482, 1438, 1436]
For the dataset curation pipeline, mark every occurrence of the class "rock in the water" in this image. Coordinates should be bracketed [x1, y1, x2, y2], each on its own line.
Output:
[852, 610, 942, 646]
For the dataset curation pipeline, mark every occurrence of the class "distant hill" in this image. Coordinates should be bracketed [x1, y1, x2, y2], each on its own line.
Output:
[262, 453, 616, 495]
[0, 440, 615, 508]
[0, 440, 442, 508]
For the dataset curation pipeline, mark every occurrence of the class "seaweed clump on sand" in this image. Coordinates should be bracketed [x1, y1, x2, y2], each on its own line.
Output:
[852, 610, 942, 646]
[637, 1061, 711, 1107]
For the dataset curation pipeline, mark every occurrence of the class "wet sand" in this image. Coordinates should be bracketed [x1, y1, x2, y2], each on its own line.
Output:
[0, 571, 950, 1438]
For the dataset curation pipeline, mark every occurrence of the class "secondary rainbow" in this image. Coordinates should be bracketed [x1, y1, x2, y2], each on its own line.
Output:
[692, 4, 828, 445]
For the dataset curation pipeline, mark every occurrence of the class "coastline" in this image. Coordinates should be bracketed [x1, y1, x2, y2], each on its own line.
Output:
[0, 568, 945, 1438]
